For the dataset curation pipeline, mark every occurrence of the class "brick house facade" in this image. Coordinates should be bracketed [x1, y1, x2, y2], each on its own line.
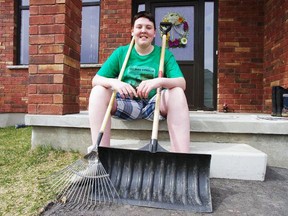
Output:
[0, 0, 288, 115]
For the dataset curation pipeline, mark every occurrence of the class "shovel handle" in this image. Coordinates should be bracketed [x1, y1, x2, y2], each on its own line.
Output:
[97, 37, 135, 145]
[160, 22, 172, 35]
[151, 23, 172, 141]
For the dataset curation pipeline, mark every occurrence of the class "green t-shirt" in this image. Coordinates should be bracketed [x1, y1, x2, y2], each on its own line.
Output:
[97, 45, 184, 98]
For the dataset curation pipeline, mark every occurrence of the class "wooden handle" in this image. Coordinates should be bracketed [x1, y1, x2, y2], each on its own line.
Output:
[99, 37, 135, 134]
[151, 34, 167, 140]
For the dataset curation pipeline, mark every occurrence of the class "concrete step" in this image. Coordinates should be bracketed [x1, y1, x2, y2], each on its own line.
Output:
[25, 112, 288, 169]
[0, 113, 26, 128]
[110, 139, 267, 181]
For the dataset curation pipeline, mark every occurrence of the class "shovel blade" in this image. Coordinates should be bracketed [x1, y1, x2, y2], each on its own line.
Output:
[98, 146, 212, 212]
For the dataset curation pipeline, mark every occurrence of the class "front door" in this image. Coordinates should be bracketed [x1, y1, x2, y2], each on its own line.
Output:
[133, 0, 217, 110]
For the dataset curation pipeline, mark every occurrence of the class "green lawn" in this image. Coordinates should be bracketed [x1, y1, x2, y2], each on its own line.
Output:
[0, 126, 81, 216]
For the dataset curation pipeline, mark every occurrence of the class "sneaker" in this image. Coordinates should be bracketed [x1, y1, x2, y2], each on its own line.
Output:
[282, 108, 288, 117]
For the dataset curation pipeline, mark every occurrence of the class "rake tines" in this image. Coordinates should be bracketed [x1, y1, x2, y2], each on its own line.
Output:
[43, 155, 120, 209]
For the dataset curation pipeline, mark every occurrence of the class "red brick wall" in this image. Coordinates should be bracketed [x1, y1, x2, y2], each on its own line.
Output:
[28, 0, 81, 114]
[79, 67, 98, 110]
[0, 68, 28, 113]
[218, 0, 264, 113]
[263, 0, 288, 113]
[0, 1, 28, 113]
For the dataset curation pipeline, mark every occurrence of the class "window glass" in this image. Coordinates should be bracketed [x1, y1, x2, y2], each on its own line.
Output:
[19, 1, 29, 65]
[204, 2, 214, 108]
[82, 0, 100, 2]
[21, 0, 29, 6]
[20, 9, 29, 65]
[81, 5, 100, 63]
[138, 4, 145, 12]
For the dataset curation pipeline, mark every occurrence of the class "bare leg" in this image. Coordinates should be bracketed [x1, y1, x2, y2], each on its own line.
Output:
[88, 86, 116, 148]
[160, 87, 190, 153]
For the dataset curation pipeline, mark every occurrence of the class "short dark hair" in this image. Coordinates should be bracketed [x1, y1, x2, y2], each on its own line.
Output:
[132, 11, 156, 30]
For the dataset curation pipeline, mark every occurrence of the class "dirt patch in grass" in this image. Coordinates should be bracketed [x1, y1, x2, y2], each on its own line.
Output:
[0, 127, 81, 216]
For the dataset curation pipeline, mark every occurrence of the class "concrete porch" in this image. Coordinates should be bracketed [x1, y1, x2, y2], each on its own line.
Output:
[25, 111, 288, 181]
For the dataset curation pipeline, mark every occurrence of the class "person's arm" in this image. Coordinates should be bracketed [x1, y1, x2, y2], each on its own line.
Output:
[136, 77, 186, 98]
[92, 74, 114, 88]
[92, 74, 137, 98]
[155, 77, 186, 90]
[92, 45, 137, 98]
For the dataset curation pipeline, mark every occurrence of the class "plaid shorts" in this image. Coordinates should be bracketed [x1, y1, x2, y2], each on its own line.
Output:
[113, 93, 166, 121]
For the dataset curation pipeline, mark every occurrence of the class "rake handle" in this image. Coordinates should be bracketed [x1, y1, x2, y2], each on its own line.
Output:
[97, 36, 135, 146]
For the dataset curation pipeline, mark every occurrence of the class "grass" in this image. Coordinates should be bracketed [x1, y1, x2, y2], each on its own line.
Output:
[0, 126, 81, 216]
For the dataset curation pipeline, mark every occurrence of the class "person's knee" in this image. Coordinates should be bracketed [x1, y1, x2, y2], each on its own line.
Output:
[169, 87, 187, 105]
[89, 86, 113, 101]
[161, 87, 188, 115]
[89, 86, 113, 108]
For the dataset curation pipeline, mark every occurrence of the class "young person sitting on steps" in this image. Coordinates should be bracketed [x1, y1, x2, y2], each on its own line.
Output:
[87, 11, 190, 153]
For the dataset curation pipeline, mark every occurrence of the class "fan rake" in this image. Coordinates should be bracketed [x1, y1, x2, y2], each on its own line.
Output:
[43, 151, 120, 209]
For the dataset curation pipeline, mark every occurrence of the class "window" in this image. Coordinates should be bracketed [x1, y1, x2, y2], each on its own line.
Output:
[81, 0, 100, 64]
[18, 0, 29, 65]
[17, 0, 100, 65]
